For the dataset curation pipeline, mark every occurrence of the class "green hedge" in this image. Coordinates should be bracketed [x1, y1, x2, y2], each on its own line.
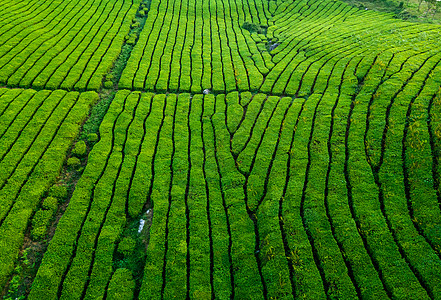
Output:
[0, 90, 98, 291]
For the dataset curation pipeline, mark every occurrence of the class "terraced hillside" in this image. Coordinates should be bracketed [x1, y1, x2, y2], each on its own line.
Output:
[0, 89, 98, 288]
[1, 0, 441, 298]
[0, 0, 139, 90]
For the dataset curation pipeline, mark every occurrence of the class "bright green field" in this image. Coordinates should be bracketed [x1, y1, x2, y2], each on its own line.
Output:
[1, 0, 441, 299]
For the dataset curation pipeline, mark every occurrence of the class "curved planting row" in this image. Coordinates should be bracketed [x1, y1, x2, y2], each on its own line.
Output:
[30, 88, 441, 299]
[0, 88, 98, 290]
[119, 0, 269, 93]
[2, 0, 441, 297]
[118, 0, 441, 98]
[260, 0, 441, 96]
[0, 0, 139, 91]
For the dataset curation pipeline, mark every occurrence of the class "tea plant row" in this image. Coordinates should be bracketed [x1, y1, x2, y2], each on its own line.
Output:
[0, 88, 98, 289]
[0, 0, 139, 90]
[30, 87, 441, 299]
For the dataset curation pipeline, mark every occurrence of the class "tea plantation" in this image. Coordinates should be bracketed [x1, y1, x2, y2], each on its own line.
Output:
[1, 0, 441, 298]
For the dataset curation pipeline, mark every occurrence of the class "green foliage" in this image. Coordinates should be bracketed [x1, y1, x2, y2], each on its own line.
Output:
[72, 141, 87, 157]
[29, 86, 441, 299]
[118, 237, 136, 257]
[0, 0, 140, 90]
[29, 91, 130, 300]
[119, 0, 264, 92]
[87, 133, 99, 143]
[67, 157, 81, 168]
[104, 80, 114, 89]
[242, 21, 267, 34]
[48, 185, 68, 200]
[0, 89, 97, 289]
[226, 92, 243, 134]
[107, 269, 135, 300]
[80, 92, 115, 141]
[42, 197, 58, 211]
[32, 197, 60, 240]
[6, 0, 441, 297]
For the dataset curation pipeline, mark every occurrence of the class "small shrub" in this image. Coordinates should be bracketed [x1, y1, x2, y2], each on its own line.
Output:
[48, 184, 68, 200]
[67, 157, 81, 168]
[72, 141, 87, 157]
[87, 133, 99, 143]
[31, 226, 48, 240]
[32, 210, 52, 228]
[104, 80, 114, 89]
[118, 237, 136, 257]
[42, 197, 58, 211]
[243, 22, 267, 34]
[126, 35, 137, 45]
[31, 210, 53, 240]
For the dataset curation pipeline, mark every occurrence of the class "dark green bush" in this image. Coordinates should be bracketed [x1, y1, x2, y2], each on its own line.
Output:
[243, 21, 267, 34]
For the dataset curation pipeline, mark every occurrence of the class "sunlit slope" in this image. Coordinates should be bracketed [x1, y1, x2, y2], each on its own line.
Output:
[0, 0, 139, 91]
[119, 0, 441, 97]
[261, 3, 441, 96]
[0, 89, 98, 289]
[31, 85, 441, 299]
[119, 0, 270, 93]
[20, 0, 441, 298]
